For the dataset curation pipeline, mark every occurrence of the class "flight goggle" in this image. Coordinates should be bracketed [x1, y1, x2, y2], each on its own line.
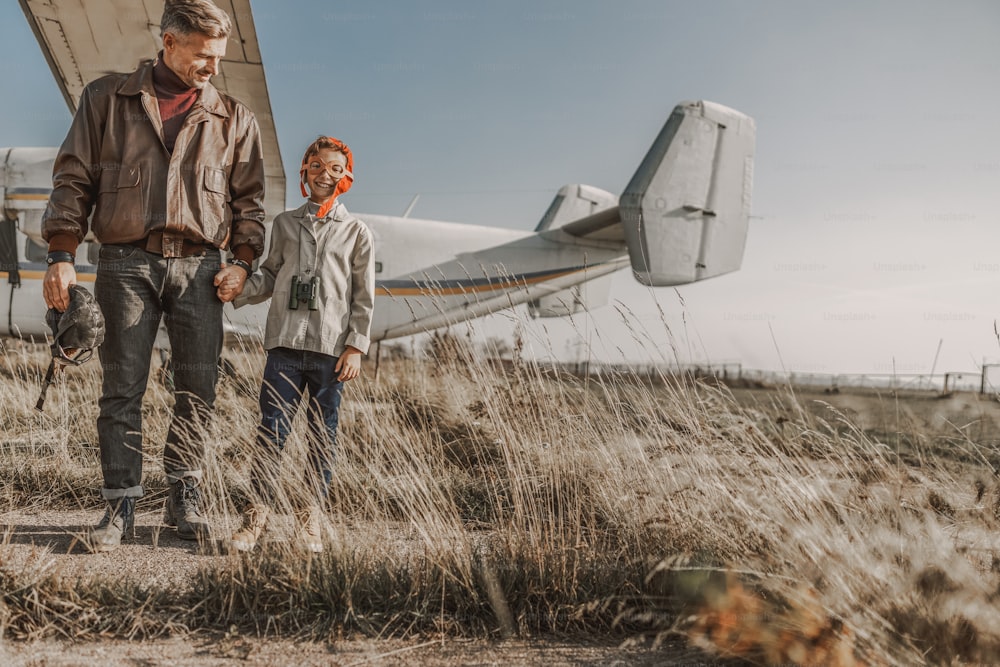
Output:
[304, 157, 352, 180]
[37, 344, 94, 412]
[51, 343, 95, 366]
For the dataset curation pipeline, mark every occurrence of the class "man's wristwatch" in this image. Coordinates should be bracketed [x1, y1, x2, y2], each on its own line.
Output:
[229, 258, 252, 276]
[46, 251, 75, 266]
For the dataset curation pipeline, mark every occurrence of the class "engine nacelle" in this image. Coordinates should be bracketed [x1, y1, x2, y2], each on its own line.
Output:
[1, 146, 58, 244]
[527, 273, 613, 318]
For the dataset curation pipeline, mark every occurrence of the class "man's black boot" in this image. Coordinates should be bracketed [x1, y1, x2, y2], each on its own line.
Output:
[88, 497, 135, 552]
[164, 475, 211, 541]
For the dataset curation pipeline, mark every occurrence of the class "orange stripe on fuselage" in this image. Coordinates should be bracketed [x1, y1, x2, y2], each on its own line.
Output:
[0, 271, 96, 282]
[4, 265, 583, 295]
[4, 194, 50, 201]
[375, 266, 583, 297]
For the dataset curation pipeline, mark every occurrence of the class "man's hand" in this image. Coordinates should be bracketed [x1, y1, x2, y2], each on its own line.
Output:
[214, 263, 248, 302]
[335, 347, 363, 381]
[43, 263, 77, 312]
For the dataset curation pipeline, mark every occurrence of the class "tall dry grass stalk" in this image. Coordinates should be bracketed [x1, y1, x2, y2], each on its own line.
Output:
[1, 325, 1000, 665]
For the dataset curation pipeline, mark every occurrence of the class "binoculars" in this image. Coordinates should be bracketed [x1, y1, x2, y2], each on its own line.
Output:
[288, 275, 320, 310]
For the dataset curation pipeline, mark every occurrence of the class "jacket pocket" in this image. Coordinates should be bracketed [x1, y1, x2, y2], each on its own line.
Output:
[92, 166, 142, 240]
[201, 166, 229, 243]
[264, 289, 290, 339]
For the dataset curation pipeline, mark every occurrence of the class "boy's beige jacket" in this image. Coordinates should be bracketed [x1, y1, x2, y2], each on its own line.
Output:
[235, 200, 375, 357]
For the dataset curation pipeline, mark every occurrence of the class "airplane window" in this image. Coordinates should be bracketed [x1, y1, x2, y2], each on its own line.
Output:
[87, 242, 101, 266]
[374, 261, 383, 274]
[25, 237, 47, 263]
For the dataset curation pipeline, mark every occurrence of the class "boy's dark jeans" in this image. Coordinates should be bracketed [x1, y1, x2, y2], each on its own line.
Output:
[94, 244, 223, 500]
[251, 346, 344, 504]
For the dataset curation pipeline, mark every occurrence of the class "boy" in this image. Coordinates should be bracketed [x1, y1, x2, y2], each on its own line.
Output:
[221, 136, 375, 552]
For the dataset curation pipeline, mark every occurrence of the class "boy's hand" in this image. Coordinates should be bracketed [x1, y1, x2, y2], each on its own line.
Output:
[214, 263, 247, 302]
[335, 347, 363, 381]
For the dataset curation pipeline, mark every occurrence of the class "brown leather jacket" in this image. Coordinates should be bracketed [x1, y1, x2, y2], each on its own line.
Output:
[42, 59, 265, 259]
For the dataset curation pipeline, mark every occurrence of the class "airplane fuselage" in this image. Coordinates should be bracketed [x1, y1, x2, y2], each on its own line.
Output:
[0, 177, 629, 342]
[1, 99, 755, 345]
[362, 213, 627, 339]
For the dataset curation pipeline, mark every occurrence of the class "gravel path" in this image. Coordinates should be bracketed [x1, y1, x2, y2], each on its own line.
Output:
[0, 509, 702, 665]
[0, 635, 688, 666]
[1, 507, 229, 589]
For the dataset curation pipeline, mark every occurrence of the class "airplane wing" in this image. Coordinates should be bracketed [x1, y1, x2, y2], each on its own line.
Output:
[18, 0, 285, 220]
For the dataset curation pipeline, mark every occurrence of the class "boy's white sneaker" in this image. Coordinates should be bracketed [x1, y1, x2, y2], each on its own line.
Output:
[230, 504, 270, 552]
[295, 505, 325, 553]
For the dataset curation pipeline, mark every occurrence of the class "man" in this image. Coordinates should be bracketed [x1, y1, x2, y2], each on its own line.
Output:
[41, 0, 265, 551]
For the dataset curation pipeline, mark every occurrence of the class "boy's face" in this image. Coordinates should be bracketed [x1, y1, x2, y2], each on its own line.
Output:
[305, 148, 349, 204]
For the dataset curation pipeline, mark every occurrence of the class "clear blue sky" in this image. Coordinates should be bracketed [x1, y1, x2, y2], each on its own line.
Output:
[2, 1, 999, 376]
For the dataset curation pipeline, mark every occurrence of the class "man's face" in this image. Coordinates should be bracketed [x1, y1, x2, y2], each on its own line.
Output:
[305, 148, 349, 204]
[162, 31, 227, 89]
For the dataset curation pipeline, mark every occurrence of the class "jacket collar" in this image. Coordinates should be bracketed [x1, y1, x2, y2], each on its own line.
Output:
[118, 58, 229, 119]
[292, 200, 347, 223]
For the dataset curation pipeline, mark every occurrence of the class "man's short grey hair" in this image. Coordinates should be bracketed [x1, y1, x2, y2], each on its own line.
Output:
[160, 0, 232, 39]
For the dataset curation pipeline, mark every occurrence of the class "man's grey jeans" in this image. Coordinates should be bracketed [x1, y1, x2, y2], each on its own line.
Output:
[94, 244, 223, 500]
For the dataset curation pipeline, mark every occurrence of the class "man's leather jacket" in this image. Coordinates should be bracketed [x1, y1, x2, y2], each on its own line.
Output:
[42, 59, 265, 259]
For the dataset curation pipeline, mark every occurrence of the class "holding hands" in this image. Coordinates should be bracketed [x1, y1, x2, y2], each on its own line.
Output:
[214, 262, 248, 302]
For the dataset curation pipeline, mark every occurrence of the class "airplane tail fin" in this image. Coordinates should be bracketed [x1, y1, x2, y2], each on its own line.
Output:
[620, 101, 755, 286]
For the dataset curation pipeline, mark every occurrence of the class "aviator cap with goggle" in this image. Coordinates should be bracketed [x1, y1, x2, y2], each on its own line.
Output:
[45, 284, 105, 366]
[36, 284, 105, 411]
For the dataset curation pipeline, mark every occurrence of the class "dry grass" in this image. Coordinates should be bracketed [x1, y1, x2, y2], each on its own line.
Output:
[2, 331, 1000, 665]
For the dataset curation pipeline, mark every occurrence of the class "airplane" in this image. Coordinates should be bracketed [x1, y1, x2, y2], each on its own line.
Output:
[1, 0, 755, 352]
